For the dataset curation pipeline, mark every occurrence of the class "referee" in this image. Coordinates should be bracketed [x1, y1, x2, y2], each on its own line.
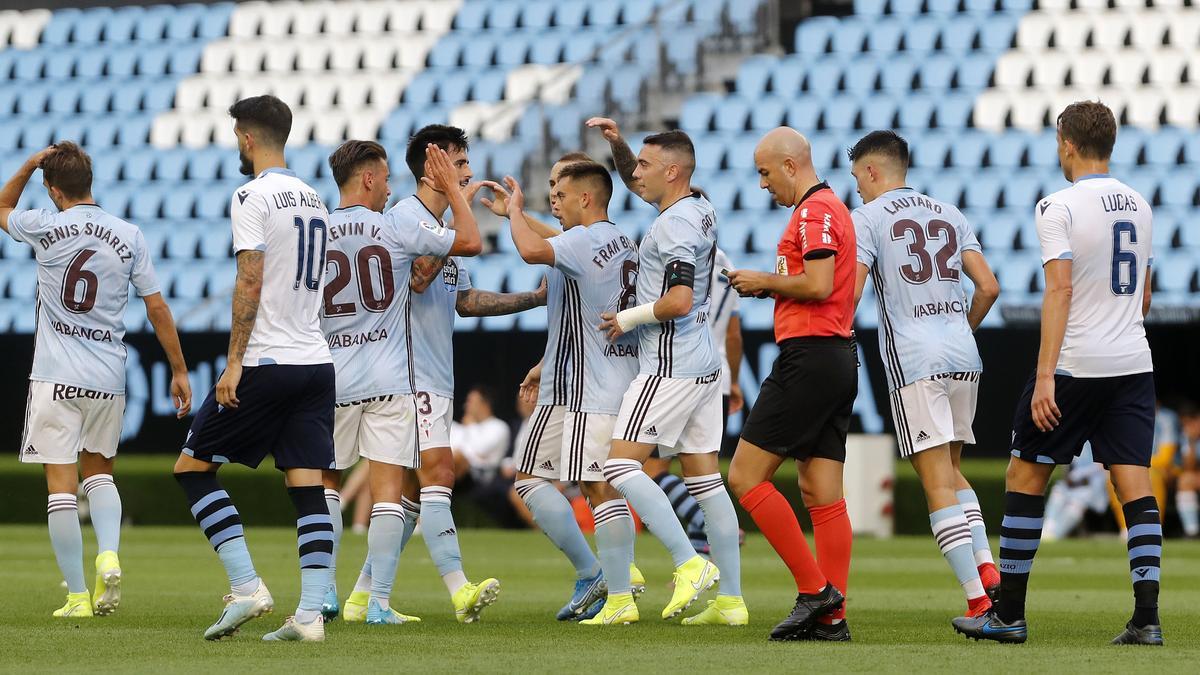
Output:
[726, 127, 858, 642]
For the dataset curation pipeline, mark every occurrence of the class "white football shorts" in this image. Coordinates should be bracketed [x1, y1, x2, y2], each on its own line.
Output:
[20, 381, 125, 464]
[614, 373, 723, 457]
[891, 372, 980, 457]
[333, 394, 420, 469]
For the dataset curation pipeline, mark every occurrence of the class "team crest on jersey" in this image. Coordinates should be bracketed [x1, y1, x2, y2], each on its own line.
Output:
[441, 258, 459, 289]
[420, 220, 447, 237]
[776, 255, 788, 275]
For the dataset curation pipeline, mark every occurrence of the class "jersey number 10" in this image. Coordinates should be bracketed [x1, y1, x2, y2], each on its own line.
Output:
[293, 216, 328, 292]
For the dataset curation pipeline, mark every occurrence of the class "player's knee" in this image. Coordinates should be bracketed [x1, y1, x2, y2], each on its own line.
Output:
[726, 470, 757, 500]
[580, 480, 619, 503]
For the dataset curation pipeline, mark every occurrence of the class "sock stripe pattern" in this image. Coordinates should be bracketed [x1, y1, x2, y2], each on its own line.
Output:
[82, 474, 116, 496]
[189, 489, 244, 549]
[682, 474, 726, 501]
[956, 487, 994, 566]
[420, 485, 452, 506]
[48, 493, 78, 514]
[324, 488, 341, 506]
[401, 496, 421, 517]
[290, 487, 335, 569]
[932, 512, 974, 554]
[996, 491, 1044, 623]
[601, 458, 643, 489]
[514, 477, 551, 501]
[656, 473, 705, 531]
[1123, 496, 1162, 583]
[372, 502, 404, 519]
[592, 499, 631, 527]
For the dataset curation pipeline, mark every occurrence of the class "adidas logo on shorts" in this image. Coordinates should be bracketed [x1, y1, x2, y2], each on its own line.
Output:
[587, 462, 602, 473]
[643, 425, 658, 437]
[539, 460, 554, 471]
[438, 528, 456, 537]
[23, 445, 37, 456]
[915, 430, 930, 442]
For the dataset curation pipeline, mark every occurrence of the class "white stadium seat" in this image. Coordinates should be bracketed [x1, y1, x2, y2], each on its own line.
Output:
[200, 41, 236, 73]
[1129, 10, 1168, 49]
[263, 39, 300, 72]
[1124, 89, 1165, 129]
[971, 90, 1010, 132]
[296, 38, 335, 71]
[1069, 57, 1107, 89]
[231, 40, 269, 74]
[384, 1, 422, 33]
[1088, 12, 1130, 50]
[329, 40, 367, 71]
[228, 1, 269, 38]
[258, 1, 299, 38]
[419, 1, 461, 34]
[1164, 90, 1200, 128]
[1032, 53, 1069, 88]
[1148, 50, 1186, 85]
[1015, 13, 1055, 52]
[1051, 13, 1092, 52]
[323, 0, 358, 35]
[291, 1, 327, 36]
[993, 52, 1032, 90]
[1109, 50, 1148, 87]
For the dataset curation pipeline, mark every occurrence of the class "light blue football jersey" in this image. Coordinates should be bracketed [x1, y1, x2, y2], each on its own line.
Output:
[321, 204, 456, 403]
[536, 265, 571, 407]
[393, 196, 471, 399]
[7, 205, 160, 394]
[547, 220, 639, 414]
[854, 187, 983, 392]
[633, 194, 719, 379]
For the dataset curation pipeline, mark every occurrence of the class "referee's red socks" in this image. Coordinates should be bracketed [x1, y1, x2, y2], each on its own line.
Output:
[810, 498, 852, 622]
[739, 482, 826, 594]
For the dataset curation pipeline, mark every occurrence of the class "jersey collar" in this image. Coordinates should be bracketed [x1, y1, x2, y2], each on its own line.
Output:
[411, 194, 445, 225]
[333, 204, 371, 212]
[1074, 173, 1110, 182]
[258, 167, 297, 178]
[796, 181, 830, 206]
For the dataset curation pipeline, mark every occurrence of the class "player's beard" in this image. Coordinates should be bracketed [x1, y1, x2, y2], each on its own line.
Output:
[238, 148, 254, 176]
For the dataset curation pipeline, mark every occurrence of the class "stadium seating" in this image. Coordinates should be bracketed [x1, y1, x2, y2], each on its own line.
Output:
[0, 0, 1195, 334]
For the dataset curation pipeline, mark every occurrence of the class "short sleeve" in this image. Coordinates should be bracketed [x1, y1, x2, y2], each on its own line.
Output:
[390, 210, 456, 258]
[230, 188, 269, 253]
[852, 207, 877, 267]
[124, 229, 160, 297]
[1034, 199, 1072, 264]
[5, 209, 54, 246]
[657, 215, 703, 266]
[798, 200, 840, 260]
[547, 226, 590, 278]
[953, 208, 982, 254]
[455, 257, 473, 292]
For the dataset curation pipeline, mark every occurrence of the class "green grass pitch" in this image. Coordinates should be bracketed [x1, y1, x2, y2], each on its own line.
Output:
[4, 525, 1198, 673]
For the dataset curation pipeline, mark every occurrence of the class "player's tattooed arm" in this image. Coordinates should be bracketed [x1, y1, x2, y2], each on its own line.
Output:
[0, 146, 54, 232]
[216, 250, 263, 408]
[456, 279, 547, 317]
[410, 255, 445, 293]
[586, 117, 638, 194]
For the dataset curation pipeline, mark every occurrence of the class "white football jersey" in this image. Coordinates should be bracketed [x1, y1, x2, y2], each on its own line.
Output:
[231, 167, 332, 366]
[6, 204, 159, 394]
[709, 248, 740, 395]
[1035, 174, 1153, 377]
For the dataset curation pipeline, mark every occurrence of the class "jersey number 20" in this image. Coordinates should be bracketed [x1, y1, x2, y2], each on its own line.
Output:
[323, 245, 396, 316]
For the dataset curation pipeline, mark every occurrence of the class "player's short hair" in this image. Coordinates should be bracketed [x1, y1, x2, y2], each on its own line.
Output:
[556, 161, 613, 207]
[1177, 400, 1200, 420]
[642, 130, 696, 169]
[228, 95, 292, 148]
[1057, 100, 1116, 160]
[40, 141, 92, 200]
[329, 140, 388, 188]
[556, 151, 593, 164]
[847, 130, 910, 167]
[406, 124, 469, 180]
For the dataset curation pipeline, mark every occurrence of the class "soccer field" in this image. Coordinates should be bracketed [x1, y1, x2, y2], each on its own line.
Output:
[4, 526, 1198, 673]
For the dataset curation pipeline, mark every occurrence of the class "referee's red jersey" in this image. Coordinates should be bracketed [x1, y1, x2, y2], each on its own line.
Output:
[772, 182, 856, 342]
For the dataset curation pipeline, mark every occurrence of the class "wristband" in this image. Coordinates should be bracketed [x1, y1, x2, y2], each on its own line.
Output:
[615, 302, 657, 332]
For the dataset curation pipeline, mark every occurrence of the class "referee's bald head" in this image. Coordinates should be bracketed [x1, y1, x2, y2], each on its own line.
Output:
[754, 127, 817, 207]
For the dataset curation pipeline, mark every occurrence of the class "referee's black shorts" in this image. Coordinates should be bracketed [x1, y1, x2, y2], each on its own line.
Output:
[741, 336, 857, 462]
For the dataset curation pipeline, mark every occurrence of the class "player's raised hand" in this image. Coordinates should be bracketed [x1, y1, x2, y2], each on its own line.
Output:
[421, 143, 458, 194]
[1031, 375, 1061, 432]
[216, 363, 241, 409]
[479, 180, 511, 216]
[503, 176, 525, 212]
[30, 146, 56, 167]
[463, 181, 486, 203]
[599, 311, 625, 342]
[172, 371, 193, 419]
[586, 117, 622, 143]
[533, 275, 548, 304]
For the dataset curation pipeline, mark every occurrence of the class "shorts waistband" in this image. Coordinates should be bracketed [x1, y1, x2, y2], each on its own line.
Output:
[778, 336, 853, 349]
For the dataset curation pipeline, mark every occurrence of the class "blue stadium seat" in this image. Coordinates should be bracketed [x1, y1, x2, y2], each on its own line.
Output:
[21, 120, 55, 150]
[896, 95, 935, 130]
[749, 96, 788, 131]
[926, 0, 960, 14]
[795, 17, 837, 56]
[462, 36, 497, 67]
[705, 176, 738, 211]
[856, 0, 887, 19]
[736, 56, 775, 97]
[74, 8, 111, 44]
[13, 51, 45, 81]
[727, 134, 759, 172]
[129, 188, 164, 222]
[610, 64, 648, 113]
[83, 117, 120, 148]
[948, 131, 988, 167]
[831, 19, 867, 54]
[471, 68, 507, 103]
[867, 18, 903, 53]
[979, 216, 1018, 251]
[714, 97, 751, 133]
[739, 181, 773, 212]
[107, 48, 138, 78]
[693, 136, 727, 170]
[770, 56, 804, 96]
[1160, 175, 1197, 208]
[103, 7, 139, 43]
[528, 31, 565, 65]
[918, 56, 955, 91]
[957, 53, 994, 90]
[48, 87, 80, 115]
[718, 213, 751, 253]
[554, 0, 588, 28]
[1154, 254, 1196, 293]
[784, 98, 821, 131]
[804, 58, 841, 96]
[821, 96, 859, 132]
[116, 115, 151, 147]
[186, 148, 222, 181]
[1144, 127, 1185, 166]
[588, 1, 621, 28]
[520, 1, 555, 29]
[860, 96, 898, 130]
[1026, 130, 1060, 168]
[1002, 174, 1042, 209]
[563, 32, 603, 63]
[977, 12, 1018, 52]
[963, 172, 1003, 209]
[986, 134, 1025, 168]
[843, 58, 880, 94]
[198, 4, 234, 41]
[903, 16, 940, 54]
[941, 16, 979, 54]
[136, 45, 171, 77]
[495, 32, 531, 66]
[1110, 127, 1146, 166]
[889, 0, 924, 15]
[40, 9, 80, 47]
[934, 94, 974, 130]
[44, 51, 77, 80]
[162, 191, 196, 220]
[680, 94, 719, 133]
[196, 185, 230, 219]
[133, 5, 170, 41]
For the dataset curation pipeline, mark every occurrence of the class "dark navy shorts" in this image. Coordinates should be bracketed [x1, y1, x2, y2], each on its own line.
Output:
[1010, 370, 1155, 468]
[183, 363, 336, 470]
